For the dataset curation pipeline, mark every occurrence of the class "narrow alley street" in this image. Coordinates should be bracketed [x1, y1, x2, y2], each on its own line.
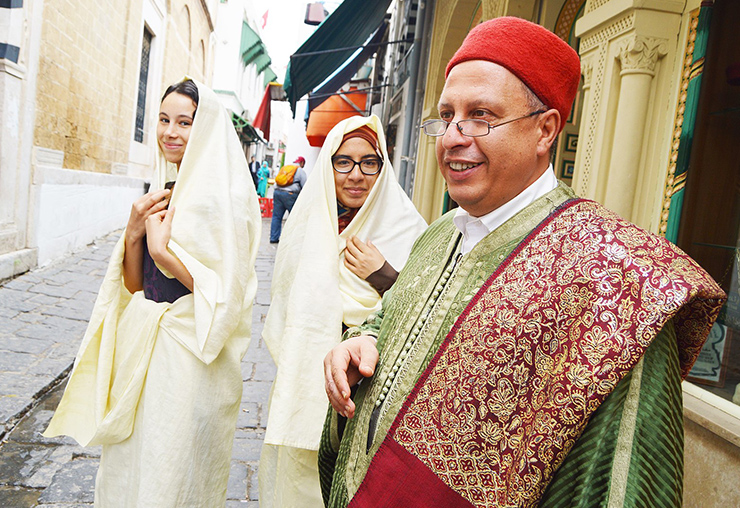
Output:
[0, 218, 278, 507]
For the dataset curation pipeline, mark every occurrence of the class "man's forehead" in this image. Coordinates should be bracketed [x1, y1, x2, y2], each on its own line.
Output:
[438, 61, 526, 109]
[437, 96, 498, 111]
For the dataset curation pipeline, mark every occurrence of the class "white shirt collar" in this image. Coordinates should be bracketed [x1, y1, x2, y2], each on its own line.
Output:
[453, 165, 558, 255]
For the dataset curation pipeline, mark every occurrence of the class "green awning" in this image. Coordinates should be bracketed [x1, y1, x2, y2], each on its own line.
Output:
[254, 53, 272, 74]
[240, 21, 272, 71]
[240, 22, 261, 62]
[231, 112, 249, 129]
[263, 67, 278, 88]
[283, 0, 392, 115]
[231, 112, 266, 144]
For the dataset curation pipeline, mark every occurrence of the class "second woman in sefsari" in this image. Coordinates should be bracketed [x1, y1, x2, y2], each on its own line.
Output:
[259, 115, 427, 507]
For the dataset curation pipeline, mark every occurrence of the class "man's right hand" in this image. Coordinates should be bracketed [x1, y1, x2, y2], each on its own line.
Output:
[324, 335, 379, 418]
[126, 189, 171, 243]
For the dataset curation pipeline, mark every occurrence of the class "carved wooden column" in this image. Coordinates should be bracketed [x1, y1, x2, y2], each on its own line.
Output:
[603, 36, 668, 218]
[572, 59, 593, 195]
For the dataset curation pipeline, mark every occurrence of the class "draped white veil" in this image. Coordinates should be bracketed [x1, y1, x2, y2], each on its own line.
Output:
[262, 114, 427, 449]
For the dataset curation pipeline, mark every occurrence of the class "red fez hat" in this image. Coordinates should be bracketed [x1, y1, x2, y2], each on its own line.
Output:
[446, 17, 581, 132]
[294, 156, 306, 164]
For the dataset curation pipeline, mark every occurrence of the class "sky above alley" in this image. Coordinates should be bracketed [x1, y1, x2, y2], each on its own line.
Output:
[249, 0, 342, 83]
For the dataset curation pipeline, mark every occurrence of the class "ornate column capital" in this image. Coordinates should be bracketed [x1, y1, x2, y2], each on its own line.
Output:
[482, 0, 506, 21]
[585, 0, 613, 14]
[617, 36, 669, 76]
[581, 60, 594, 89]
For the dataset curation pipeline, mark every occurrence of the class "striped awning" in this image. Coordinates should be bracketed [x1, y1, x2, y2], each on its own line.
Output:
[240, 22, 272, 74]
[283, 0, 392, 115]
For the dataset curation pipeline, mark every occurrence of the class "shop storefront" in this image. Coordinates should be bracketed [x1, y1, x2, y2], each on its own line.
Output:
[406, 1, 740, 505]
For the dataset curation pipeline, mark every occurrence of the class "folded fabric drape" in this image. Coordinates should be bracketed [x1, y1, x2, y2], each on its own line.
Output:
[44, 78, 261, 506]
[263, 114, 427, 450]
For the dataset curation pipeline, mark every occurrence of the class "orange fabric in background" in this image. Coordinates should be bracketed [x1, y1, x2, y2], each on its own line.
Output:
[305, 88, 367, 147]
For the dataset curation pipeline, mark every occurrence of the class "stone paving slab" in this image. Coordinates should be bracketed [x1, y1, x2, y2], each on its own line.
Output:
[0, 218, 280, 506]
[0, 233, 118, 441]
[36, 458, 97, 505]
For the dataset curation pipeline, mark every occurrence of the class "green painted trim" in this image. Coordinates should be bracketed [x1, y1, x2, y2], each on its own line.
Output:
[665, 4, 713, 243]
[468, 1, 482, 32]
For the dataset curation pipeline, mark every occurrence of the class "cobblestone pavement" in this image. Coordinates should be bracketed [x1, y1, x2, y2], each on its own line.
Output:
[0, 218, 279, 506]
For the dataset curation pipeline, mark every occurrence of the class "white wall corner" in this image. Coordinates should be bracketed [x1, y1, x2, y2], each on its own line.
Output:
[0, 247, 37, 281]
[30, 162, 147, 265]
[33, 146, 64, 170]
[112, 163, 129, 175]
[0, 59, 26, 79]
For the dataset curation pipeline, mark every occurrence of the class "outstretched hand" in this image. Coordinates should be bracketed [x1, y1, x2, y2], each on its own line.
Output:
[324, 335, 379, 418]
[344, 236, 386, 280]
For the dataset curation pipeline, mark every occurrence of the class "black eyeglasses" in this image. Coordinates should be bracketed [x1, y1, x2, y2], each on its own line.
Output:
[421, 109, 547, 137]
[331, 156, 383, 175]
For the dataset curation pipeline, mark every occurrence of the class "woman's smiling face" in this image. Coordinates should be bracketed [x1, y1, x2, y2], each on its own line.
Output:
[157, 92, 197, 168]
[333, 137, 381, 209]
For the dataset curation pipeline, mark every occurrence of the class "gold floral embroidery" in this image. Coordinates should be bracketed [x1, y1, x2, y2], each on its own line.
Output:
[390, 200, 724, 508]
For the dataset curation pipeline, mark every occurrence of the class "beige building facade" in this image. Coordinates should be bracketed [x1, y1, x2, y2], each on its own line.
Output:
[409, 0, 740, 505]
[0, 0, 215, 275]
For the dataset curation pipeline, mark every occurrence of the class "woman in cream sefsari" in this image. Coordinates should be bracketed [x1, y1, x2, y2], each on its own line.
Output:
[44, 79, 261, 507]
[259, 115, 427, 507]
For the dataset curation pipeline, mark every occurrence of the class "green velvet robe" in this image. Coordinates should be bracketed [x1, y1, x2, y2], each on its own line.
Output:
[319, 183, 707, 507]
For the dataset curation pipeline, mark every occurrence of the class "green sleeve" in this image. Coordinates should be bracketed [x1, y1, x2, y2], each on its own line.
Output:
[540, 320, 683, 508]
[321, 290, 393, 504]
[342, 287, 393, 341]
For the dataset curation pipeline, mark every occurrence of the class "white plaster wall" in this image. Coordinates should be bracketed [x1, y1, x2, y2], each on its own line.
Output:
[31, 153, 146, 265]
[284, 100, 320, 177]
[0, 68, 23, 235]
[128, 0, 167, 179]
[0, 0, 44, 278]
[212, 0, 273, 121]
[0, 3, 24, 52]
[212, 0, 244, 93]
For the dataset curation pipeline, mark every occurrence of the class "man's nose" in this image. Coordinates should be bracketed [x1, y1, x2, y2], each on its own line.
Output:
[441, 121, 471, 149]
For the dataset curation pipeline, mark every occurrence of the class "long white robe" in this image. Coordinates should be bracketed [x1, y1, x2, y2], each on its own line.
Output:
[258, 115, 428, 507]
[43, 79, 261, 507]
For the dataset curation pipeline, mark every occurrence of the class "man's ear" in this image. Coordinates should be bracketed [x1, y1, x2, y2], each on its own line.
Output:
[536, 109, 561, 157]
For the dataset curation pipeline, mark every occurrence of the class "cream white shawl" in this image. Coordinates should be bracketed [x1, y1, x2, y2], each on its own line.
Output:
[263, 115, 427, 449]
[44, 79, 261, 446]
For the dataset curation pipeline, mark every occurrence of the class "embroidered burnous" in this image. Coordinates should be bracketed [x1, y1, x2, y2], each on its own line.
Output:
[355, 199, 724, 508]
[376, 248, 462, 408]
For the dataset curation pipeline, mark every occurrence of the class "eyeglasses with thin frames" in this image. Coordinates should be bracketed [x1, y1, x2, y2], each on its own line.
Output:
[331, 156, 383, 175]
[420, 109, 547, 137]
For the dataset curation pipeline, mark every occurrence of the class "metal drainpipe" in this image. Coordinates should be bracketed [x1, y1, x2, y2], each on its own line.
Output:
[397, 0, 428, 194]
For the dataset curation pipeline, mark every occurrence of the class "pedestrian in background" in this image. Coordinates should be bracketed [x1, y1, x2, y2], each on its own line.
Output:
[44, 78, 261, 507]
[249, 155, 260, 190]
[258, 115, 427, 507]
[257, 161, 270, 198]
[269, 156, 307, 243]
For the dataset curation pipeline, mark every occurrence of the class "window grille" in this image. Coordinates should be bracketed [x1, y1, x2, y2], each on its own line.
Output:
[134, 28, 153, 143]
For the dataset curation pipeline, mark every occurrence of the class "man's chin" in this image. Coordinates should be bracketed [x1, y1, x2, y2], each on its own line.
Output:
[447, 192, 475, 213]
[448, 192, 497, 217]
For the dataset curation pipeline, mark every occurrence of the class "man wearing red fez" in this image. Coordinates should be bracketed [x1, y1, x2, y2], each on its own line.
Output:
[320, 17, 724, 508]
